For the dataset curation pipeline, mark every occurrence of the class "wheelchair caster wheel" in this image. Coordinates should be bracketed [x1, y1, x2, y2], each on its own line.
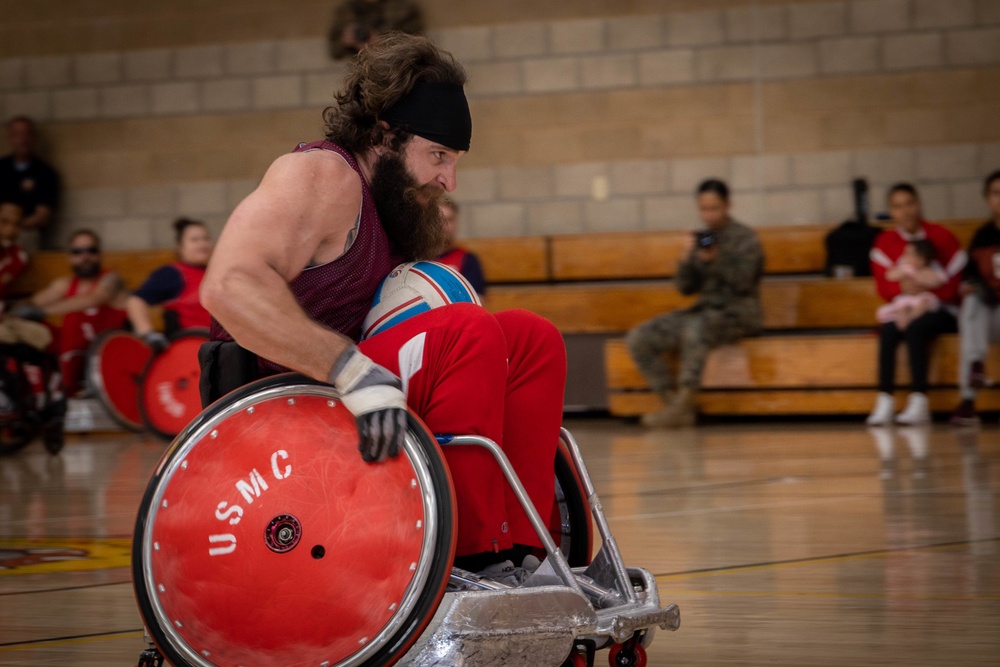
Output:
[608, 641, 647, 667]
[136, 647, 163, 666]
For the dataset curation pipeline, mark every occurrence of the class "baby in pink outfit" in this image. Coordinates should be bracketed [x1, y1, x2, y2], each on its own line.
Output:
[876, 239, 946, 330]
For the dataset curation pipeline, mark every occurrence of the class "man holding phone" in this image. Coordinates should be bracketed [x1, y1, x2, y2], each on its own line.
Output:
[626, 179, 765, 427]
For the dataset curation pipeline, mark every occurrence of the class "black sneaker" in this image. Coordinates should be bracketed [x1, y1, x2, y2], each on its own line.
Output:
[42, 417, 65, 455]
[949, 399, 980, 426]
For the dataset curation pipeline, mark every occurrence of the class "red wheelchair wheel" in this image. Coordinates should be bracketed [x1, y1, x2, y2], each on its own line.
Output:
[88, 330, 152, 431]
[132, 373, 457, 667]
[139, 329, 209, 439]
[550, 436, 594, 567]
[608, 641, 647, 667]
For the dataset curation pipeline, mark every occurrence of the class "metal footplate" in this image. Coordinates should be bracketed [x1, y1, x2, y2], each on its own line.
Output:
[400, 586, 598, 665]
[591, 568, 681, 644]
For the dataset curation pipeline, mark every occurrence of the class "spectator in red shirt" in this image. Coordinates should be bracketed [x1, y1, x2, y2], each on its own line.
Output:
[435, 197, 486, 299]
[867, 183, 966, 425]
[0, 192, 28, 300]
[126, 217, 213, 351]
[11, 230, 129, 395]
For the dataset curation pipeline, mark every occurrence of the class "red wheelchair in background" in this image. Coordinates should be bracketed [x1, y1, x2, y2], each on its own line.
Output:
[131, 374, 679, 667]
[89, 329, 208, 439]
[0, 342, 65, 455]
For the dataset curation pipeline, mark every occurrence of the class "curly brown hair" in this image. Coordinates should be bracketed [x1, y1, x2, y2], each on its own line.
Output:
[323, 32, 466, 154]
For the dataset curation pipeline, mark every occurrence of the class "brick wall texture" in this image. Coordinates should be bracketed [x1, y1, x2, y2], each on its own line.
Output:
[0, 0, 997, 249]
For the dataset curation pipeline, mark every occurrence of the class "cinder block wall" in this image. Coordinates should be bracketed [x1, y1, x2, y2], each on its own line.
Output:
[0, 0, 997, 250]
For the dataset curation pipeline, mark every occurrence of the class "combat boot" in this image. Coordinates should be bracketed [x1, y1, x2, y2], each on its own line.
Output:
[640, 387, 696, 428]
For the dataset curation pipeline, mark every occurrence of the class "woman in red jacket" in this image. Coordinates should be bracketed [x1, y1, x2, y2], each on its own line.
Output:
[126, 218, 213, 350]
[867, 184, 966, 425]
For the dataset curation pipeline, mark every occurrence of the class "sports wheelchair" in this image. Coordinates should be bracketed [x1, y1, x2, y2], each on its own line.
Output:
[88, 329, 207, 438]
[0, 343, 64, 456]
[132, 374, 679, 666]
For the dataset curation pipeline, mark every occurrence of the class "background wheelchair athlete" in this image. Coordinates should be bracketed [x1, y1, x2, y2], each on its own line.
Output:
[0, 341, 65, 455]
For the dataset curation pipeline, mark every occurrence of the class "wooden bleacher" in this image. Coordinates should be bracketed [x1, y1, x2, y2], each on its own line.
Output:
[9, 218, 990, 417]
[478, 217, 986, 416]
[571, 218, 990, 417]
[605, 336, 1000, 416]
[7, 249, 177, 296]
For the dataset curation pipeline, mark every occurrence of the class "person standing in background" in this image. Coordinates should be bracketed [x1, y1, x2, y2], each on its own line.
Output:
[0, 117, 59, 250]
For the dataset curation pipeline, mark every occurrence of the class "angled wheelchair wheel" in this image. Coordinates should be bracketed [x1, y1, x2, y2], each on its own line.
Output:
[88, 330, 152, 431]
[132, 373, 457, 667]
[138, 329, 209, 440]
[552, 436, 594, 567]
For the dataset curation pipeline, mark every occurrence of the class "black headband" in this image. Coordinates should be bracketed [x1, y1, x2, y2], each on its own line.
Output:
[382, 81, 472, 152]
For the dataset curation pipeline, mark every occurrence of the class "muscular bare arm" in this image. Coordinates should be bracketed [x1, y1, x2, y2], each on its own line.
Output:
[201, 151, 363, 382]
[28, 276, 71, 309]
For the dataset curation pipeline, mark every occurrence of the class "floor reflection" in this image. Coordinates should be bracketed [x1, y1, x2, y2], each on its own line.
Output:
[0, 421, 997, 666]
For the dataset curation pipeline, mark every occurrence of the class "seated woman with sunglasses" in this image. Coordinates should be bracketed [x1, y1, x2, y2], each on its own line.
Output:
[11, 229, 128, 395]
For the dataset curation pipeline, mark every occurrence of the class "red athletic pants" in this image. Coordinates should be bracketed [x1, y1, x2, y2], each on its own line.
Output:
[58, 309, 126, 395]
[359, 303, 567, 556]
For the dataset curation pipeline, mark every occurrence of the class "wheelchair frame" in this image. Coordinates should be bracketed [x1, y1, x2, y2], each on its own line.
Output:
[132, 377, 679, 667]
[402, 430, 680, 666]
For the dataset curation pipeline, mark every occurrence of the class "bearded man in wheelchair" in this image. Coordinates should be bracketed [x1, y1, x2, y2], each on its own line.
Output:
[131, 32, 677, 667]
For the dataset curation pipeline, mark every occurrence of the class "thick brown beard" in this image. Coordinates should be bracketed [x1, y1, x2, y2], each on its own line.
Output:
[369, 150, 447, 261]
[72, 262, 102, 279]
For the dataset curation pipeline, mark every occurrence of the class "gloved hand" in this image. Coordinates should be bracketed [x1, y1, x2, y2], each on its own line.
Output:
[9, 304, 46, 322]
[143, 331, 170, 353]
[329, 345, 407, 463]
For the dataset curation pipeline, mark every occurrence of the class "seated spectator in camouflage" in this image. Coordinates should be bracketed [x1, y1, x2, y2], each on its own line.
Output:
[435, 197, 486, 299]
[951, 169, 1000, 426]
[627, 179, 764, 428]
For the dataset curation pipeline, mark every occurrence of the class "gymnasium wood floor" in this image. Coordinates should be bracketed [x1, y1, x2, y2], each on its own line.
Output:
[1, 419, 998, 666]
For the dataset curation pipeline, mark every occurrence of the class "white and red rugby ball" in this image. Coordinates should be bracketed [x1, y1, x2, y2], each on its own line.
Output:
[361, 261, 482, 339]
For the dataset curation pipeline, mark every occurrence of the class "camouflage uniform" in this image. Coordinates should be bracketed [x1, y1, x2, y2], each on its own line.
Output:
[626, 219, 765, 393]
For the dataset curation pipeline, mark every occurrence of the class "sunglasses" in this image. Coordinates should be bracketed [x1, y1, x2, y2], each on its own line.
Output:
[69, 246, 100, 256]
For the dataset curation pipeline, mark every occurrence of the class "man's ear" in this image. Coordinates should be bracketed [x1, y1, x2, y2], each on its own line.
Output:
[372, 121, 396, 155]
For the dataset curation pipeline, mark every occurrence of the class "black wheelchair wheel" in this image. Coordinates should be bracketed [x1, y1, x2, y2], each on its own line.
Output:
[132, 373, 457, 667]
[554, 436, 594, 567]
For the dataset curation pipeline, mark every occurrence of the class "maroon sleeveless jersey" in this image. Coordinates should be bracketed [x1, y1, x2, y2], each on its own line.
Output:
[211, 141, 402, 374]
